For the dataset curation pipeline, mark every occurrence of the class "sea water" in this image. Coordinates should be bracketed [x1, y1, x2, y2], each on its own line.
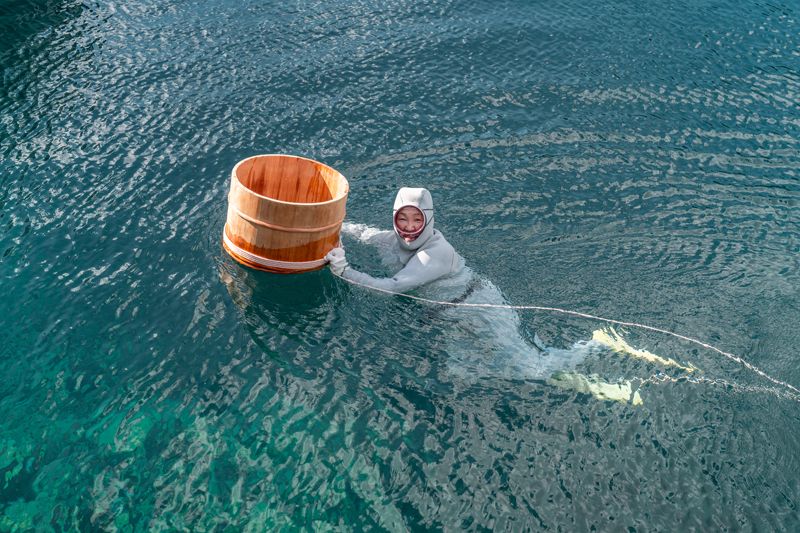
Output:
[1, 0, 799, 529]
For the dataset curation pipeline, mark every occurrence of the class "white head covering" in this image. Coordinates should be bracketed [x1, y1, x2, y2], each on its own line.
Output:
[393, 187, 435, 251]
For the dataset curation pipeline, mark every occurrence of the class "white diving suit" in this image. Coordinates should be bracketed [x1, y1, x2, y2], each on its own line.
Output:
[331, 187, 465, 295]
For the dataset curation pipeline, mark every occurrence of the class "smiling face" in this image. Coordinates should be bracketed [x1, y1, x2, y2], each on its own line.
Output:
[394, 206, 425, 242]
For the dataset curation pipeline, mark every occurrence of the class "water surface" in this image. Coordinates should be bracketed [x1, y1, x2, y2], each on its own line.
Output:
[1, 0, 799, 530]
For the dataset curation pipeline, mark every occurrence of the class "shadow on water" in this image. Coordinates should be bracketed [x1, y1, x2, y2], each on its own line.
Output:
[217, 256, 344, 367]
[221, 262, 333, 314]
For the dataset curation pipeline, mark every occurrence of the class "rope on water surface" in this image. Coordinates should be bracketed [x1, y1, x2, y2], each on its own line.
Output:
[334, 272, 800, 400]
[638, 372, 800, 401]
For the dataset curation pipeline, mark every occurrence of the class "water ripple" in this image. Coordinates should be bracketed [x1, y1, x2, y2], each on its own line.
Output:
[1, 0, 799, 529]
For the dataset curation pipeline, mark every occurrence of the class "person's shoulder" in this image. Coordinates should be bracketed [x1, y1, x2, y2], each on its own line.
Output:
[419, 230, 458, 255]
[431, 229, 454, 246]
[416, 231, 464, 274]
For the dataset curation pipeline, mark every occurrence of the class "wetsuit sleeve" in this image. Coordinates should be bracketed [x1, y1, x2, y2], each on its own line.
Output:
[341, 249, 453, 293]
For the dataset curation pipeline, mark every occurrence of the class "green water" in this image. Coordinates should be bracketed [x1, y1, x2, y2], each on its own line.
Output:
[1, 0, 799, 530]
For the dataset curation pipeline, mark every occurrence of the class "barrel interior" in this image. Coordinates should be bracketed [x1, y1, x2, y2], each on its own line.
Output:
[235, 155, 347, 204]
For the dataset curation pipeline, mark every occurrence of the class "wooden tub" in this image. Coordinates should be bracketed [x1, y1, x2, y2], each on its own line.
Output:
[222, 154, 349, 273]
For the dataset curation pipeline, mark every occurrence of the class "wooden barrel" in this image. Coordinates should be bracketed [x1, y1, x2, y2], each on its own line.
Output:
[222, 154, 349, 274]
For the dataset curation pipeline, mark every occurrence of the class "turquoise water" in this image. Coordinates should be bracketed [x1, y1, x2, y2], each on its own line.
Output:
[2, 0, 799, 530]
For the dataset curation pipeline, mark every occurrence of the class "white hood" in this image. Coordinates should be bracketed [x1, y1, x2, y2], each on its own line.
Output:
[393, 187, 435, 251]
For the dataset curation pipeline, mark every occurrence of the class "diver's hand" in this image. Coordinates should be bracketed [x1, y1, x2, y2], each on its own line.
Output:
[325, 247, 348, 276]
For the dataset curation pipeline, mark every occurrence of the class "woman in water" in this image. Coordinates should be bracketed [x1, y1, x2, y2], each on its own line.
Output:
[326, 187, 685, 404]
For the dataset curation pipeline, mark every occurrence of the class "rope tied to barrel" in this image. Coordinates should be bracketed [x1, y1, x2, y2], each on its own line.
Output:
[223, 230, 329, 271]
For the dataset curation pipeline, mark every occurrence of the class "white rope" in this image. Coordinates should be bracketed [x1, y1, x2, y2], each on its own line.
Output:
[334, 272, 800, 398]
[639, 372, 800, 402]
[223, 229, 327, 270]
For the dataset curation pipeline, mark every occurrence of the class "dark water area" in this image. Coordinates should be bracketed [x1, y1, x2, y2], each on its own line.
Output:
[1, 0, 799, 530]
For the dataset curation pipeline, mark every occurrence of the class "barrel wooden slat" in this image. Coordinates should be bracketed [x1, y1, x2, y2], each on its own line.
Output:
[223, 154, 349, 273]
[268, 157, 284, 200]
[241, 157, 257, 192]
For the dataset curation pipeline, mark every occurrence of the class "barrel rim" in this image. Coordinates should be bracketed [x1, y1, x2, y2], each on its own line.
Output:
[232, 153, 350, 207]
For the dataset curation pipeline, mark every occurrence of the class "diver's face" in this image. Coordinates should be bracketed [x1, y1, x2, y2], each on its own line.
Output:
[395, 206, 425, 242]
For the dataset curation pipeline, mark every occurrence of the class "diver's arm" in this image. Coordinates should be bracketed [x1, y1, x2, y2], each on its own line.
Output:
[341, 249, 453, 293]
